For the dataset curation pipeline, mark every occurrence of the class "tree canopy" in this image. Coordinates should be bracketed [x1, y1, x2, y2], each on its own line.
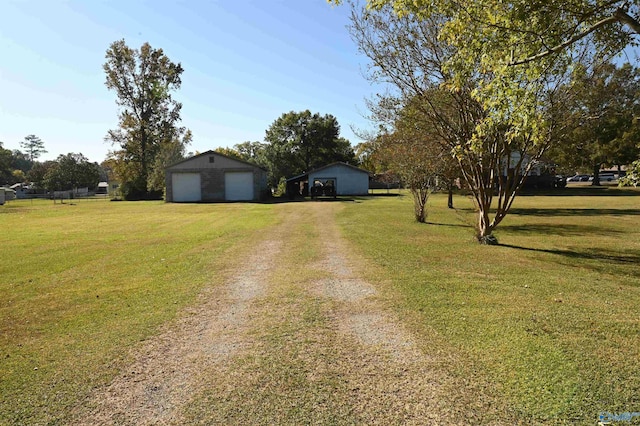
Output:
[550, 62, 640, 184]
[42, 153, 100, 191]
[344, 3, 570, 243]
[378, 99, 460, 221]
[263, 110, 355, 187]
[104, 39, 190, 200]
[0, 143, 13, 185]
[338, 1, 640, 67]
[19, 135, 47, 162]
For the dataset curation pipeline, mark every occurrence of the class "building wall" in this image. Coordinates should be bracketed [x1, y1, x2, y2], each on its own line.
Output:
[309, 164, 369, 196]
[165, 152, 268, 202]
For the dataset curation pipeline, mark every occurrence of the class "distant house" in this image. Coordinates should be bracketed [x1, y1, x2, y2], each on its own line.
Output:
[286, 162, 370, 197]
[1, 188, 16, 201]
[10, 183, 30, 199]
[501, 152, 563, 189]
[165, 150, 268, 203]
[96, 182, 109, 194]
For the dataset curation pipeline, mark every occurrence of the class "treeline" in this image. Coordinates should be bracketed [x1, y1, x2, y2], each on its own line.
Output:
[0, 136, 105, 192]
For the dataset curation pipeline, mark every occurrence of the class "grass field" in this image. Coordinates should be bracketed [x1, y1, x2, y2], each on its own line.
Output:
[0, 199, 277, 425]
[338, 188, 640, 423]
[1, 189, 639, 424]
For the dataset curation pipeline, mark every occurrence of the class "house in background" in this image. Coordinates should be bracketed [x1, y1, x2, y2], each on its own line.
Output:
[286, 162, 370, 198]
[165, 150, 268, 203]
[96, 182, 109, 194]
[10, 183, 30, 199]
[1, 187, 16, 202]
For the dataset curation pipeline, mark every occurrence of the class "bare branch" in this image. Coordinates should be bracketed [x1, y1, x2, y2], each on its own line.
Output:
[509, 14, 620, 66]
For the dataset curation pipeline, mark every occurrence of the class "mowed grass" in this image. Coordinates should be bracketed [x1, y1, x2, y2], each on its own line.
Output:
[0, 198, 277, 425]
[337, 188, 640, 423]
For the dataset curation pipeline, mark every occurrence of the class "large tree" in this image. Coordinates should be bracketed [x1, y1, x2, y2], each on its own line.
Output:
[0, 143, 13, 185]
[550, 62, 640, 185]
[104, 39, 191, 200]
[26, 161, 57, 191]
[263, 110, 356, 187]
[341, 1, 640, 71]
[42, 153, 101, 191]
[19, 135, 46, 162]
[11, 150, 32, 174]
[344, 3, 569, 243]
[233, 141, 267, 165]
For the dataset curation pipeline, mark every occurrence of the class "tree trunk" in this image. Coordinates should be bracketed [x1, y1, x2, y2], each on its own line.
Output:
[412, 188, 428, 223]
[447, 185, 454, 209]
[591, 163, 601, 186]
[476, 199, 498, 244]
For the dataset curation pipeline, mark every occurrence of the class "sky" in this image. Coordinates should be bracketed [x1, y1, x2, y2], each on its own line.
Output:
[0, 0, 379, 163]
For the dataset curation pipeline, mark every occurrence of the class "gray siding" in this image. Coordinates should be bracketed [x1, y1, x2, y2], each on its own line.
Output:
[309, 164, 369, 196]
[165, 153, 268, 202]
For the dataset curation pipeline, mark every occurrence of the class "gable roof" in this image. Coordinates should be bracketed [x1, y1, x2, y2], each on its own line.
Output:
[166, 150, 267, 171]
[286, 162, 370, 183]
[308, 162, 370, 175]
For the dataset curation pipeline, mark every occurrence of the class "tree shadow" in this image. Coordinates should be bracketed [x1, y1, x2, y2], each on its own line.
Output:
[518, 187, 640, 196]
[499, 243, 640, 278]
[424, 221, 472, 229]
[499, 223, 624, 237]
[268, 191, 410, 204]
[508, 208, 640, 217]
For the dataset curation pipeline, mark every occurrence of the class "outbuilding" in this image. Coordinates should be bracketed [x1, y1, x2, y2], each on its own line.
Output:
[165, 150, 268, 203]
[287, 162, 370, 198]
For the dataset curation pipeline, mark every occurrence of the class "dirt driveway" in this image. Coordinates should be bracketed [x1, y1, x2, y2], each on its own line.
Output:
[73, 202, 501, 425]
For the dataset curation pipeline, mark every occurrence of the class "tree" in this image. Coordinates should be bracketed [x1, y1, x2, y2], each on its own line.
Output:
[550, 62, 640, 185]
[12, 170, 26, 183]
[104, 39, 191, 200]
[42, 153, 100, 192]
[0, 142, 13, 185]
[233, 141, 267, 165]
[263, 110, 356, 187]
[338, 1, 640, 72]
[146, 130, 191, 192]
[619, 160, 640, 187]
[344, 3, 567, 243]
[378, 103, 458, 222]
[27, 161, 57, 190]
[215, 147, 248, 162]
[19, 135, 46, 162]
[11, 150, 32, 174]
[215, 142, 267, 166]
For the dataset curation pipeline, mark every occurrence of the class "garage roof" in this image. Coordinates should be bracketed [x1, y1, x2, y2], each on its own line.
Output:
[166, 150, 267, 171]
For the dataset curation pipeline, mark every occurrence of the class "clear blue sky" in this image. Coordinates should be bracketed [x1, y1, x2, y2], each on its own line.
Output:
[0, 0, 377, 163]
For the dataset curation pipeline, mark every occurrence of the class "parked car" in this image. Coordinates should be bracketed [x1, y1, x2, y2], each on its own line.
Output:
[566, 174, 591, 182]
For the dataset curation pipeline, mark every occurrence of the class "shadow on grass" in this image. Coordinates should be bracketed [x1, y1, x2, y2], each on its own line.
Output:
[518, 187, 640, 196]
[268, 193, 405, 204]
[509, 208, 640, 217]
[500, 223, 624, 237]
[499, 243, 640, 278]
[424, 221, 472, 229]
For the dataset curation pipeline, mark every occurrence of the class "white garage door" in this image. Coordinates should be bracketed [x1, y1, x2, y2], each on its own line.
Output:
[172, 173, 201, 202]
[225, 172, 254, 201]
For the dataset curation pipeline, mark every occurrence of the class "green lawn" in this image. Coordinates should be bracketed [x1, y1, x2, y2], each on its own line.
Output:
[337, 188, 640, 423]
[0, 198, 277, 425]
[1, 190, 639, 424]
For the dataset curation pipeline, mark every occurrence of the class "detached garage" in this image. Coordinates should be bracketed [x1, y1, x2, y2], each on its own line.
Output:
[165, 151, 268, 203]
[286, 162, 370, 197]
